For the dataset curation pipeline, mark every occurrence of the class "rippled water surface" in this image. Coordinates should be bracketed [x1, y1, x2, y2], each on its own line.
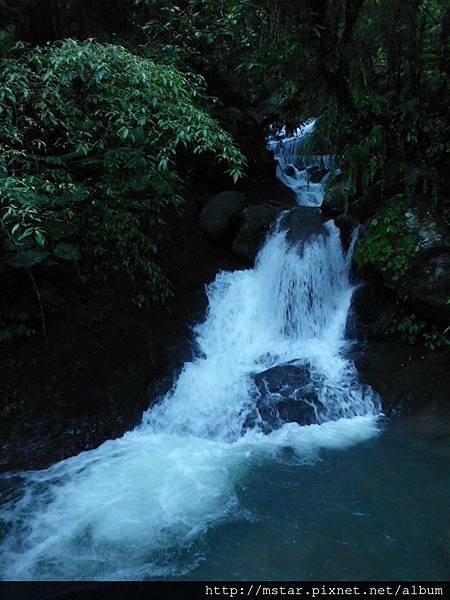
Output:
[174, 420, 449, 581]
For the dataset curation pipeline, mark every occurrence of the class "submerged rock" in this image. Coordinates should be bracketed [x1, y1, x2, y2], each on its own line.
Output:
[200, 191, 247, 240]
[249, 363, 324, 432]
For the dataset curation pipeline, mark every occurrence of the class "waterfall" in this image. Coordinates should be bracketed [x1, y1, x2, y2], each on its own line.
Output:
[0, 125, 381, 581]
[267, 119, 335, 207]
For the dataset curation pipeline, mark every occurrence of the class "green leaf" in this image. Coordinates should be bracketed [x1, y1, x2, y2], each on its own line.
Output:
[53, 242, 80, 261]
[35, 230, 46, 247]
[3, 249, 49, 268]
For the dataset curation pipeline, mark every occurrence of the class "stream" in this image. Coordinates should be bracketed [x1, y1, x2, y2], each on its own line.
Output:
[0, 123, 448, 581]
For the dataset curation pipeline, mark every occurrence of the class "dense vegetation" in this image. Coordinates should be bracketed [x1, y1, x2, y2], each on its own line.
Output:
[1, 0, 449, 343]
[0, 22, 245, 340]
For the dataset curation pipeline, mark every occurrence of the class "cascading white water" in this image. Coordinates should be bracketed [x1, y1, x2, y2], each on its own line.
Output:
[267, 119, 335, 207]
[0, 124, 381, 581]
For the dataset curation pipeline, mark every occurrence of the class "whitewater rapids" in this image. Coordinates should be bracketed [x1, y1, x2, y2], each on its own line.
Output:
[0, 124, 381, 581]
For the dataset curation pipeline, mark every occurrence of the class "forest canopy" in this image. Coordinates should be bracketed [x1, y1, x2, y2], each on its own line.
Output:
[0, 0, 449, 342]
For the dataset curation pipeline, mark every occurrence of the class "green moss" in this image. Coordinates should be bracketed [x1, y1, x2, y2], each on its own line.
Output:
[354, 198, 418, 281]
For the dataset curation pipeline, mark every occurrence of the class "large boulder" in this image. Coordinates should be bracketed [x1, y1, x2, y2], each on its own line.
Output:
[232, 202, 283, 260]
[249, 363, 324, 433]
[334, 213, 359, 251]
[200, 191, 247, 240]
[283, 164, 296, 177]
[380, 205, 450, 324]
[397, 208, 450, 323]
[354, 197, 450, 324]
[356, 340, 450, 416]
[322, 180, 348, 217]
[348, 284, 397, 341]
[279, 206, 329, 245]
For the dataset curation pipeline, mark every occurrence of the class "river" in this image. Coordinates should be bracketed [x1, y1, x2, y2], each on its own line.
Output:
[0, 123, 448, 581]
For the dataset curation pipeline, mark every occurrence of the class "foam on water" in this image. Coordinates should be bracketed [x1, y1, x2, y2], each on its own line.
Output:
[0, 124, 381, 581]
[267, 119, 334, 206]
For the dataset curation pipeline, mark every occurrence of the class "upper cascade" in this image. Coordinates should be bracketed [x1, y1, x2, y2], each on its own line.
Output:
[267, 119, 335, 207]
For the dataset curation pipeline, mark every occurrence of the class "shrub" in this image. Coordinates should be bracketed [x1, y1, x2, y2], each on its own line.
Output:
[0, 39, 245, 307]
[354, 197, 418, 281]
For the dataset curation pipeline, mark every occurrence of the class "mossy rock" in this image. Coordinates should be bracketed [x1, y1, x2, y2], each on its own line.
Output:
[355, 195, 450, 324]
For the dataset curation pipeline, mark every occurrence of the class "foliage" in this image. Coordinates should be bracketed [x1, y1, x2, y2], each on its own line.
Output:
[383, 310, 449, 349]
[136, 0, 450, 212]
[136, 0, 305, 105]
[1, 0, 449, 344]
[299, 0, 449, 210]
[354, 198, 418, 281]
[0, 39, 245, 314]
[0, 310, 35, 342]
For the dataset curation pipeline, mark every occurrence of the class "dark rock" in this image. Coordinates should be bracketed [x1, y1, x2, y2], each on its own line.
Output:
[377, 204, 450, 324]
[398, 208, 450, 324]
[250, 363, 324, 432]
[330, 168, 343, 183]
[348, 284, 397, 341]
[351, 278, 450, 418]
[335, 213, 359, 251]
[279, 206, 328, 245]
[215, 106, 275, 180]
[215, 106, 256, 138]
[401, 253, 450, 323]
[283, 165, 296, 177]
[322, 180, 348, 217]
[253, 93, 289, 124]
[356, 341, 450, 416]
[200, 191, 247, 240]
[232, 202, 283, 261]
[308, 167, 329, 183]
[0, 309, 160, 472]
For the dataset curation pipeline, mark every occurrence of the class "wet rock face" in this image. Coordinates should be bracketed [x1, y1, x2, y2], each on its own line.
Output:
[232, 205, 331, 263]
[355, 340, 450, 417]
[200, 191, 247, 240]
[350, 284, 450, 418]
[400, 253, 450, 323]
[334, 213, 359, 251]
[279, 206, 329, 245]
[248, 363, 324, 432]
[398, 208, 450, 324]
[232, 202, 283, 260]
[322, 180, 348, 217]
